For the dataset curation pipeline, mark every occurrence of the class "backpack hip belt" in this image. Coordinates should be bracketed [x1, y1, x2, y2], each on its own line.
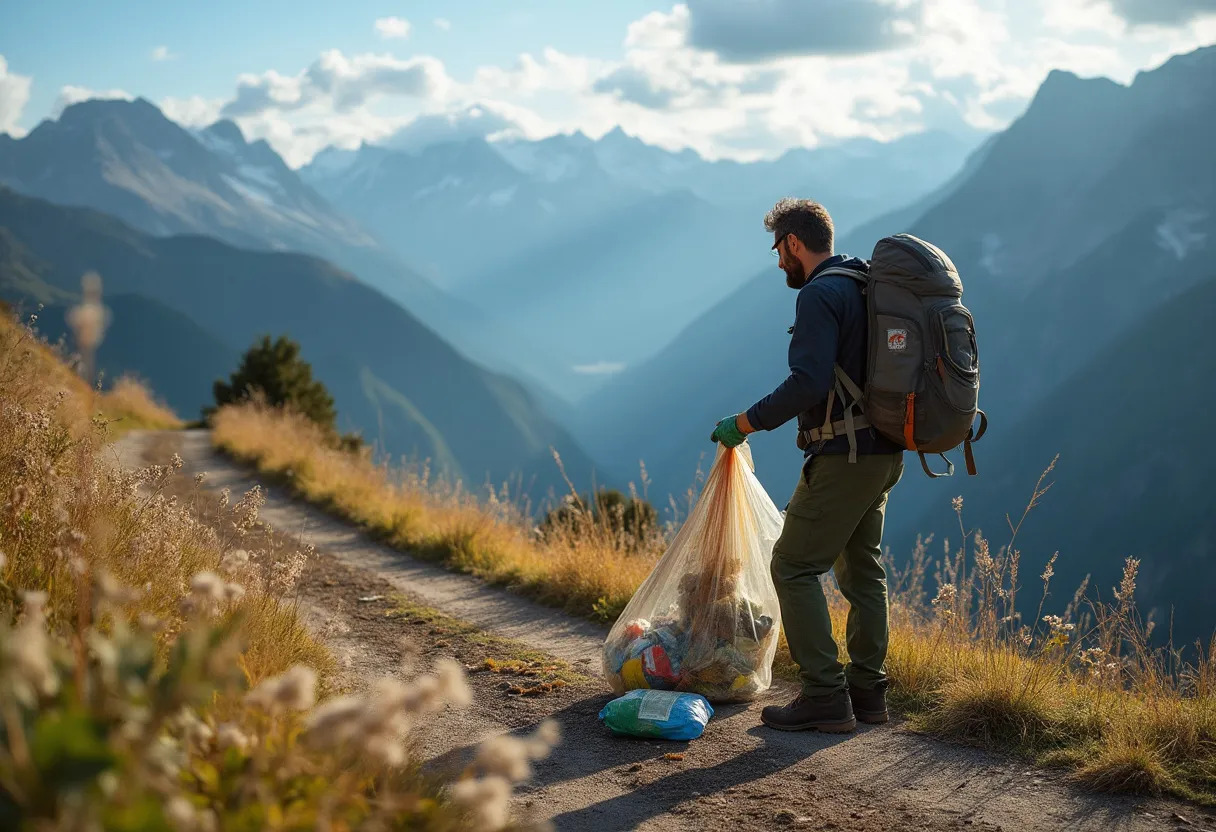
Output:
[796, 365, 870, 463]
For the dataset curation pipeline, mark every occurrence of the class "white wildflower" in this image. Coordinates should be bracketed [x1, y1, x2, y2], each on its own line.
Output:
[97, 771, 119, 798]
[246, 665, 317, 711]
[21, 590, 48, 622]
[97, 571, 140, 605]
[449, 775, 512, 831]
[7, 611, 59, 700]
[364, 733, 407, 768]
[215, 723, 250, 753]
[221, 549, 249, 572]
[435, 656, 473, 708]
[147, 735, 186, 780]
[190, 571, 225, 601]
[475, 735, 534, 781]
[1040, 552, 1058, 583]
[164, 795, 198, 831]
[196, 810, 218, 832]
[305, 695, 365, 747]
[931, 583, 957, 619]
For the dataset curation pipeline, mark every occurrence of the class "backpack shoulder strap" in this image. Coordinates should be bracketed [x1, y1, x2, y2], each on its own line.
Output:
[816, 266, 869, 286]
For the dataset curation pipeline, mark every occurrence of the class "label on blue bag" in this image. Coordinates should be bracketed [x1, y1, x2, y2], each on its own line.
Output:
[638, 690, 682, 722]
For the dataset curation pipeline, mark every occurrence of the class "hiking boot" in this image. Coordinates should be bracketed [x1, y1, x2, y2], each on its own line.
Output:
[760, 690, 856, 733]
[848, 680, 890, 724]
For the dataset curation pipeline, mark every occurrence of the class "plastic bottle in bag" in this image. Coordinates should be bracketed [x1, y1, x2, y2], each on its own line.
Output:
[601, 443, 784, 703]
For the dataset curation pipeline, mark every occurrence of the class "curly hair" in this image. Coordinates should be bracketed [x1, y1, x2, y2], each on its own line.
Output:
[764, 198, 834, 254]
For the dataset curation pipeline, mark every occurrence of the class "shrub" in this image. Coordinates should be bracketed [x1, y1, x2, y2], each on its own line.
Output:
[540, 488, 659, 551]
[210, 335, 336, 432]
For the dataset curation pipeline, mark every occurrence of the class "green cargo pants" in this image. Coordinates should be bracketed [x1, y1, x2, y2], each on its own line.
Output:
[771, 452, 904, 696]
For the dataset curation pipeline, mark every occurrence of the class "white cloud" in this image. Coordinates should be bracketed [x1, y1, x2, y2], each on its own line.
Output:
[374, 16, 411, 39]
[474, 47, 604, 96]
[381, 103, 524, 152]
[0, 55, 32, 136]
[160, 95, 224, 126]
[191, 1, 1216, 168]
[572, 361, 626, 375]
[434, 18, 452, 31]
[221, 49, 450, 119]
[151, 45, 176, 61]
[307, 50, 448, 110]
[52, 85, 134, 118]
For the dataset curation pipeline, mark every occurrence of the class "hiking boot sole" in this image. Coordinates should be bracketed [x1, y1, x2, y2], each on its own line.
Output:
[855, 710, 889, 725]
[761, 715, 857, 733]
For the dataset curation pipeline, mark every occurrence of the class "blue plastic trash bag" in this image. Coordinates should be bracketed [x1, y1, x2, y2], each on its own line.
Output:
[598, 690, 714, 740]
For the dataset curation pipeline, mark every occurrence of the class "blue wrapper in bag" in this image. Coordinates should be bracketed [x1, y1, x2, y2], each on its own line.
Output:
[598, 690, 714, 740]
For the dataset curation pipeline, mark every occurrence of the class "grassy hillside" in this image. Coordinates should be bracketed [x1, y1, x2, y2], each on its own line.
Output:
[0, 186, 599, 503]
[0, 309, 556, 829]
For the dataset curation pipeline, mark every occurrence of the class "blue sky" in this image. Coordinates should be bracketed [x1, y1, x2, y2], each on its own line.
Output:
[2, 1, 654, 124]
[2, 1, 1214, 166]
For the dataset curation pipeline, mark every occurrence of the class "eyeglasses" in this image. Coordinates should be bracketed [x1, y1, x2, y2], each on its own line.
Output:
[771, 233, 789, 256]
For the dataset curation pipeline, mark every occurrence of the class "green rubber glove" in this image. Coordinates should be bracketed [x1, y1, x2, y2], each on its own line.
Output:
[710, 415, 747, 448]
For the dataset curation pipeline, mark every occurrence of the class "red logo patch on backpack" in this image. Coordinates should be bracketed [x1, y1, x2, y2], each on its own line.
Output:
[887, 329, 908, 351]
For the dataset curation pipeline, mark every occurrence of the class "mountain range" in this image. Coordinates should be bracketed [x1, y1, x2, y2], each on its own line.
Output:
[302, 125, 984, 398]
[0, 98, 561, 404]
[571, 44, 1216, 639]
[0, 186, 597, 501]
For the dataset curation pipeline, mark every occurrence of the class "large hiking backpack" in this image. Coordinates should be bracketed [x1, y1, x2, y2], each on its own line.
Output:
[799, 233, 987, 478]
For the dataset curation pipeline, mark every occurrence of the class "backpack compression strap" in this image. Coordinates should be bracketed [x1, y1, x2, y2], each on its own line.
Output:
[920, 410, 988, 478]
[801, 365, 869, 462]
[919, 452, 954, 478]
[963, 409, 987, 476]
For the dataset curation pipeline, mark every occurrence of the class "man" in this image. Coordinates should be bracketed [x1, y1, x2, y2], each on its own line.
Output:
[710, 198, 904, 733]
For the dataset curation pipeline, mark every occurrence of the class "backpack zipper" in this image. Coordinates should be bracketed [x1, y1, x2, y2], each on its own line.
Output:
[890, 237, 937, 272]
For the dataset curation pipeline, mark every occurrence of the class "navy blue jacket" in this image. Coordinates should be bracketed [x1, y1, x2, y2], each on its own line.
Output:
[745, 254, 904, 459]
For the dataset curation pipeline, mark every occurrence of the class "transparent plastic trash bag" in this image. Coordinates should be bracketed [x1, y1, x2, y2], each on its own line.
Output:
[602, 443, 785, 703]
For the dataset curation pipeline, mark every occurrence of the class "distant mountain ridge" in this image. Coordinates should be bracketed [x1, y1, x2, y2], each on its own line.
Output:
[0, 98, 374, 256]
[0, 186, 599, 502]
[0, 97, 559, 403]
[299, 117, 983, 399]
[570, 44, 1216, 590]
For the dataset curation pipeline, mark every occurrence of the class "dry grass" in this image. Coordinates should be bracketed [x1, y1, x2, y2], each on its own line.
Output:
[212, 401, 658, 620]
[214, 400, 1216, 804]
[0, 310, 324, 688]
[96, 375, 183, 436]
[0, 309, 564, 830]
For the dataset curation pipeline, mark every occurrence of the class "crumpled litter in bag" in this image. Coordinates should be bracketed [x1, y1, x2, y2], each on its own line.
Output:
[598, 690, 714, 740]
[602, 443, 784, 703]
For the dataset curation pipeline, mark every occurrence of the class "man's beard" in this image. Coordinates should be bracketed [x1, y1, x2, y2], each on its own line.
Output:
[783, 261, 807, 289]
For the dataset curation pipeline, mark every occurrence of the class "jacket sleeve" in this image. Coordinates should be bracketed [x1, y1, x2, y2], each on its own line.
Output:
[745, 282, 842, 432]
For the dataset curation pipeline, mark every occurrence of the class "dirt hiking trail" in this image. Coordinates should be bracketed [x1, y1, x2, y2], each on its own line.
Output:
[112, 430, 1213, 832]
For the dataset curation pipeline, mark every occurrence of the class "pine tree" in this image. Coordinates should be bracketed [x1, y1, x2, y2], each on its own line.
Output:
[210, 334, 336, 431]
